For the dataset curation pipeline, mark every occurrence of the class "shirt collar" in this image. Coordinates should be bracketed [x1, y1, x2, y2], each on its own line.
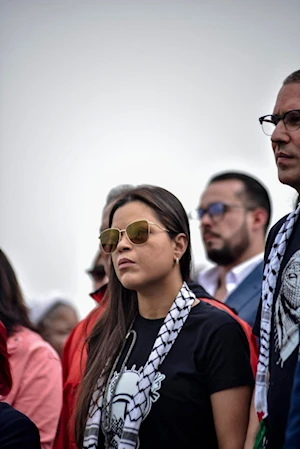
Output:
[230, 252, 264, 283]
[198, 252, 264, 298]
[89, 283, 108, 303]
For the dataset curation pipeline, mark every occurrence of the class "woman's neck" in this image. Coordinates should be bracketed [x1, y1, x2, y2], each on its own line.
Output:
[137, 278, 184, 319]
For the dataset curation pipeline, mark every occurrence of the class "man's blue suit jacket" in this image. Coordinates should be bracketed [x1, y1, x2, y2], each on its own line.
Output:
[225, 261, 264, 328]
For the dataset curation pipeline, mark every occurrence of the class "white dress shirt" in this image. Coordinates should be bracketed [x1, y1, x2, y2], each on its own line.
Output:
[198, 252, 264, 301]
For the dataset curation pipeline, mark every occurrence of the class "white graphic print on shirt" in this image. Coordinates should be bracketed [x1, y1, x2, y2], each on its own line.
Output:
[102, 365, 165, 448]
[275, 249, 300, 366]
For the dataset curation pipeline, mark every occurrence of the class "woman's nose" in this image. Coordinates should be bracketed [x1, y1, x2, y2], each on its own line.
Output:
[116, 230, 131, 251]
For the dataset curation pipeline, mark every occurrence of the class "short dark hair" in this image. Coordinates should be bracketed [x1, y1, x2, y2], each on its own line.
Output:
[208, 171, 272, 233]
[283, 70, 300, 85]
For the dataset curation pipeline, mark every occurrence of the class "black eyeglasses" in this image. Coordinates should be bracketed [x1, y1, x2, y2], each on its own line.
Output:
[259, 109, 300, 136]
[189, 202, 246, 223]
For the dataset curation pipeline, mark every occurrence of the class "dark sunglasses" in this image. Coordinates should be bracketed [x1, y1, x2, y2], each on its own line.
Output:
[189, 202, 245, 223]
[99, 219, 169, 254]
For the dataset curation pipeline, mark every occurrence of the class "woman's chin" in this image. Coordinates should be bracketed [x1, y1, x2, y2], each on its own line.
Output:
[118, 273, 139, 291]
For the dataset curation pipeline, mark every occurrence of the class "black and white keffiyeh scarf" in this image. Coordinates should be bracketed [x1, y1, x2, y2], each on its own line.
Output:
[82, 281, 196, 449]
[255, 203, 300, 419]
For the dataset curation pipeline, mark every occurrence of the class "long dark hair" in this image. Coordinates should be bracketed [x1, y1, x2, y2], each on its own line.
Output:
[0, 249, 35, 336]
[74, 185, 192, 447]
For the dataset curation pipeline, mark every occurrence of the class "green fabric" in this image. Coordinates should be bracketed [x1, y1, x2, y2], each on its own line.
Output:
[253, 419, 267, 449]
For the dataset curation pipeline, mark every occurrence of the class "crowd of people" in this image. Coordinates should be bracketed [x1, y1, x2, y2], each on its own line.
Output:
[1, 68, 300, 449]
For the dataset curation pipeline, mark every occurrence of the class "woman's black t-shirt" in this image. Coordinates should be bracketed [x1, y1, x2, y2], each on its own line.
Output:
[99, 300, 254, 449]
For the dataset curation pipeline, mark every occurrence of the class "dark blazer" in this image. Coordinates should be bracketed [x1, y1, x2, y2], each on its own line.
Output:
[225, 261, 264, 328]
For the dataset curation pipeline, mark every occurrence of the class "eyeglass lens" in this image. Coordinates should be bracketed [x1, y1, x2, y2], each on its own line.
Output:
[261, 110, 300, 136]
[198, 202, 226, 220]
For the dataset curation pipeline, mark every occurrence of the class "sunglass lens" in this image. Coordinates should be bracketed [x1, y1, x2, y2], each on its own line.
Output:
[100, 229, 119, 254]
[127, 220, 149, 244]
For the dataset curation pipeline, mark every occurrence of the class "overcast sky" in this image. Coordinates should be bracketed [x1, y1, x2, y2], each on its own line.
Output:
[1, 0, 299, 318]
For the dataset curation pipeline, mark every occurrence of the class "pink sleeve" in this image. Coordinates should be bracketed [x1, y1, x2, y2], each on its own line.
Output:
[12, 342, 63, 449]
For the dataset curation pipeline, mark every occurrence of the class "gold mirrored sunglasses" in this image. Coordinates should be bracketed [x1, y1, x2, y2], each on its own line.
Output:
[99, 219, 169, 254]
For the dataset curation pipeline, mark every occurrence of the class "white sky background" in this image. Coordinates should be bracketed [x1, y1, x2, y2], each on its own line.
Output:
[1, 0, 300, 318]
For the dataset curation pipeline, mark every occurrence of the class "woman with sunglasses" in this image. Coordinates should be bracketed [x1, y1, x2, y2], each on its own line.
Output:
[75, 185, 254, 449]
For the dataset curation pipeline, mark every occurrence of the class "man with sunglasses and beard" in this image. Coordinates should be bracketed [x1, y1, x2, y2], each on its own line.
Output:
[193, 171, 271, 327]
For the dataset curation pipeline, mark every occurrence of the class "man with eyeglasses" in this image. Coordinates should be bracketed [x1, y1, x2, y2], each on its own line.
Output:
[245, 69, 300, 449]
[193, 171, 271, 328]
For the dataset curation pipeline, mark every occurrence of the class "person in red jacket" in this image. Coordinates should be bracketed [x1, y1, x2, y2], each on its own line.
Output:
[54, 184, 134, 449]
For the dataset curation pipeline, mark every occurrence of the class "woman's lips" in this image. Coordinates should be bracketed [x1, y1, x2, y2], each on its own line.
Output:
[118, 258, 135, 268]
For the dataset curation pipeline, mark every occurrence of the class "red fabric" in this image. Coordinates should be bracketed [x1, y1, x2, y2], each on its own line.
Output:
[53, 287, 107, 449]
[200, 297, 259, 376]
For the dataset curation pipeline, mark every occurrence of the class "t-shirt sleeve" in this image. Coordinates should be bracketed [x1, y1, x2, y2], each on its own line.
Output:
[201, 320, 254, 395]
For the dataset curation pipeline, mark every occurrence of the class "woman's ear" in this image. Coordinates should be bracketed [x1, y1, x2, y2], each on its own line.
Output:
[173, 233, 188, 262]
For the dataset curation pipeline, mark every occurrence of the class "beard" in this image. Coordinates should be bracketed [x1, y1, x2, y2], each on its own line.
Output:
[206, 225, 250, 266]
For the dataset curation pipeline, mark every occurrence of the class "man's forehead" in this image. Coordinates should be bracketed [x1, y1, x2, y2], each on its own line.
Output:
[200, 180, 243, 204]
[273, 83, 300, 114]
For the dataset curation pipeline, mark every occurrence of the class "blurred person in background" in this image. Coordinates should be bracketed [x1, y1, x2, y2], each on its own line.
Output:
[192, 171, 271, 327]
[54, 183, 134, 449]
[86, 249, 109, 293]
[28, 292, 79, 358]
[0, 248, 62, 449]
[0, 320, 41, 448]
